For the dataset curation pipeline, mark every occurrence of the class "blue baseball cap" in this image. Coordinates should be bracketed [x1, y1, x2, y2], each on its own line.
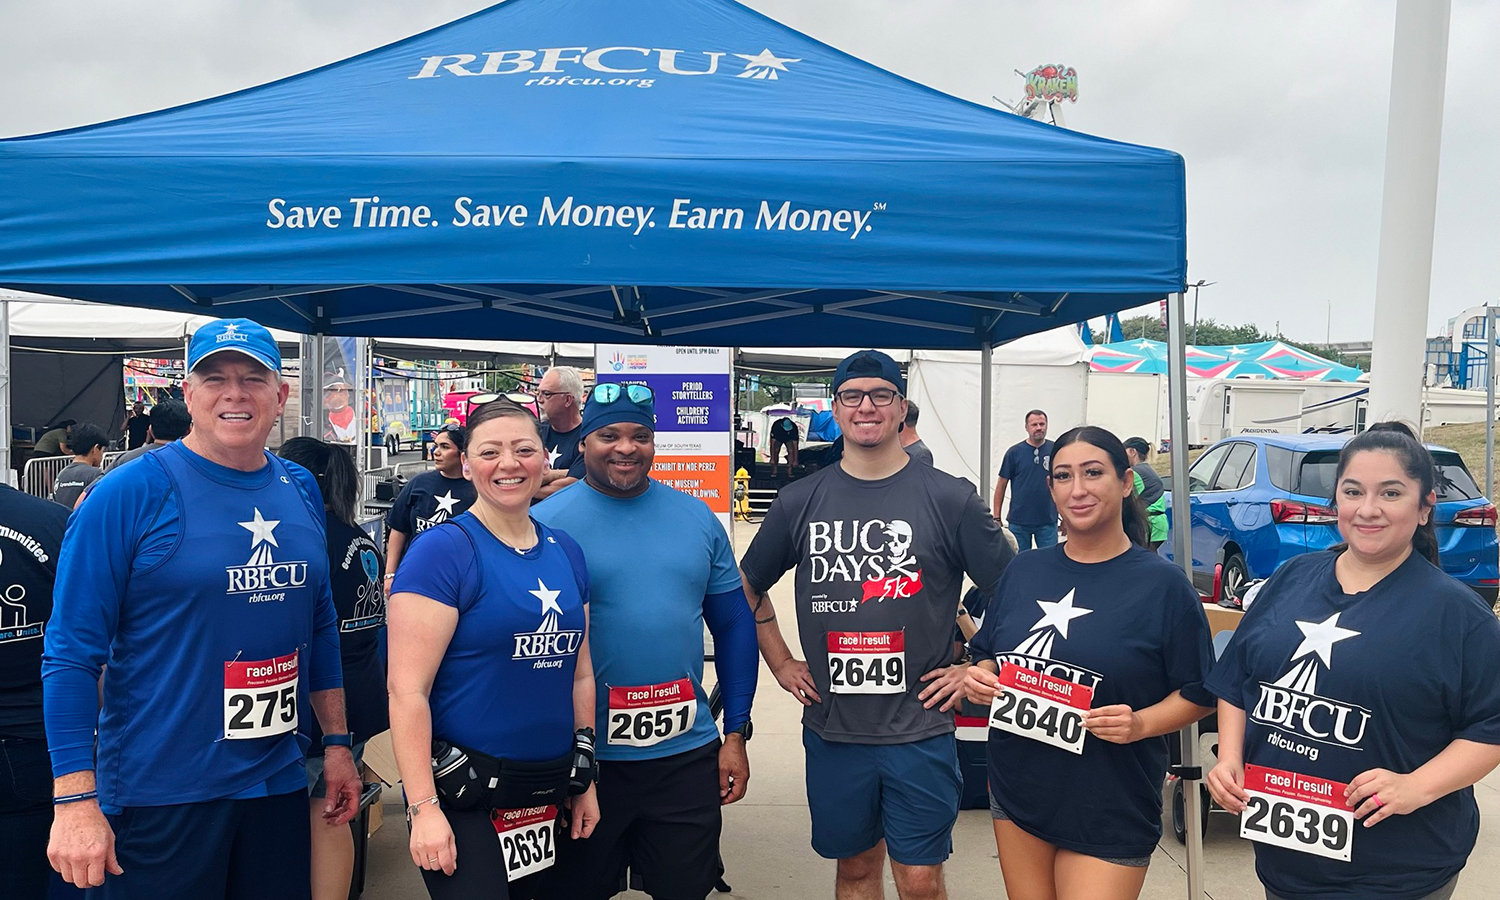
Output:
[580, 383, 656, 438]
[187, 318, 281, 374]
[833, 350, 905, 394]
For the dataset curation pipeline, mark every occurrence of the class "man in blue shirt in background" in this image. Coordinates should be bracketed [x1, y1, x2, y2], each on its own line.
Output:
[535, 383, 758, 900]
[992, 409, 1058, 551]
[42, 319, 358, 899]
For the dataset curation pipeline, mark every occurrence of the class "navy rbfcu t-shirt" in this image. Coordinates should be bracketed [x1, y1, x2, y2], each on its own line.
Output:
[1205, 550, 1500, 900]
[998, 439, 1056, 526]
[969, 544, 1213, 859]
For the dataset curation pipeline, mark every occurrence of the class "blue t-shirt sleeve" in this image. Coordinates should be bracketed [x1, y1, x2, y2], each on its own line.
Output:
[1454, 616, 1500, 744]
[391, 525, 477, 611]
[386, 479, 418, 534]
[552, 529, 591, 607]
[998, 445, 1018, 480]
[42, 462, 172, 777]
[704, 511, 741, 594]
[1161, 569, 1215, 708]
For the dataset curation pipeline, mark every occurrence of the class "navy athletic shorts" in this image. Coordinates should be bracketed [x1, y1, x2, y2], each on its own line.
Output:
[803, 728, 962, 867]
[95, 790, 309, 900]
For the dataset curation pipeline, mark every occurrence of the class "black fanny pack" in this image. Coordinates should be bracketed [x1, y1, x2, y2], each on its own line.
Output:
[432, 739, 571, 811]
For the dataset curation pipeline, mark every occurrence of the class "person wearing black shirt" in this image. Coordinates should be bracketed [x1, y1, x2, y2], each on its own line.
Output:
[279, 438, 389, 900]
[384, 425, 476, 594]
[124, 401, 151, 450]
[0, 483, 71, 899]
[534, 366, 587, 502]
[1205, 423, 1500, 900]
[966, 426, 1213, 900]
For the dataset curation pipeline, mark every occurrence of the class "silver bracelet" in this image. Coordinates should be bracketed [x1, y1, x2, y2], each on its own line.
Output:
[406, 794, 439, 819]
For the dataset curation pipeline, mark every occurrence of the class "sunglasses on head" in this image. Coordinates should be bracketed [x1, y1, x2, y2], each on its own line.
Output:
[592, 383, 654, 406]
[468, 392, 536, 406]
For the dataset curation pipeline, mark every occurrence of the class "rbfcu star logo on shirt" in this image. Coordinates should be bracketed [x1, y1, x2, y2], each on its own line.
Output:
[512, 579, 582, 668]
[1251, 611, 1370, 754]
[416, 491, 461, 533]
[226, 507, 308, 599]
[995, 587, 1103, 691]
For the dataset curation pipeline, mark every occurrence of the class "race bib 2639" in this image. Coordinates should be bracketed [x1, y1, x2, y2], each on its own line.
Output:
[1240, 764, 1353, 862]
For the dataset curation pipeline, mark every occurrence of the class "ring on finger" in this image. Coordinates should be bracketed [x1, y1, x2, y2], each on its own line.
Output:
[1372, 793, 1383, 808]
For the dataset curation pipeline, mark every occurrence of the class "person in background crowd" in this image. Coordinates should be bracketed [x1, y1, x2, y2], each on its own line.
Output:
[49, 424, 108, 510]
[1122, 437, 1167, 550]
[901, 402, 934, 467]
[32, 420, 75, 458]
[384, 424, 476, 595]
[278, 438, 389, 900]
[993, 410, 1057, 551]
[42, 317, 357, 898]
[112, 399, 191, 468]
[388, 399, 598, 899]
[535, 384, 758, 900]
[741, 350, 1013, 900]
[1205, 422, 1500, 900]
[123, 401, 150, 450]
[0, 482, 71, 900]
[534, 366, 587, 501]
[769, 415, 799, 478]
[965, 425, 1213, 900]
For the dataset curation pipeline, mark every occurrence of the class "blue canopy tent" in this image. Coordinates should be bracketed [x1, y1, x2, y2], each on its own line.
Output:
[0, 1, 1207, 887]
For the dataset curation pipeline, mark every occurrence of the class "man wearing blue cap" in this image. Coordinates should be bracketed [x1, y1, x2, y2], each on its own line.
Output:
[534, 383, 758, 900]
[740, 350, 1014, 900]
[42, 318, 357, 899]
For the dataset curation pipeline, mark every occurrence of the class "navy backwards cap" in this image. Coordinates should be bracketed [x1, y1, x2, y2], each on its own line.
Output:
[833, 350, 905, 394]
[187, 318, 281, 374]
[580, 390, 656, 439]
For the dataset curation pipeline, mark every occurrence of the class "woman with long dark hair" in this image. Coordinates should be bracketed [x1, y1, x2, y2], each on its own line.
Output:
[278, 437, 388, 900]
[388, 400, 599, 900]
[964, 425, 1213, 900]
[1206, 422, 1500, 900]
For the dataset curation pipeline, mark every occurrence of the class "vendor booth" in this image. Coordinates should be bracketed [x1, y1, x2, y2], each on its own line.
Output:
[0, 0, 1208, 892]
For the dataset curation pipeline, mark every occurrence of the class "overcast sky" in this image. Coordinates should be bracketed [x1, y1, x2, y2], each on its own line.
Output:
[2, 0, 1494, 344]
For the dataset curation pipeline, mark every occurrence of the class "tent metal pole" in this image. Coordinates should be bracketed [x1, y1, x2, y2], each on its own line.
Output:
[1, 295, 11, 486]
[1166, 290, 1204, 900]
[980, 341, 993, 503]
[1488, 306, 1495, 499]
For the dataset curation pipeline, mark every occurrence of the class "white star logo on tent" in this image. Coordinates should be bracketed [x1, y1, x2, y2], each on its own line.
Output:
[1227, 345, 1250, 356]
[433, 491, 460, 515]
[735, 49, 801, 80]
[1134, 340, 1154, 350]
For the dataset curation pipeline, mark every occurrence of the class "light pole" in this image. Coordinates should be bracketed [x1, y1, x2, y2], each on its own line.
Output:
[1188, 279, 1216, 345]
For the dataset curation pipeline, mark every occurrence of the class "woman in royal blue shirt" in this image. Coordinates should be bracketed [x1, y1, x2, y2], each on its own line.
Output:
[389, 400, 599, 900]
[1206, 422, 1500, 900]
[964, 426, 1214, 900]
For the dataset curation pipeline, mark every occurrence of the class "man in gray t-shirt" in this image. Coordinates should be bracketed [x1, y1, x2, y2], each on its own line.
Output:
[49, 424, 108, 510]
[740, 350, 1012, 898]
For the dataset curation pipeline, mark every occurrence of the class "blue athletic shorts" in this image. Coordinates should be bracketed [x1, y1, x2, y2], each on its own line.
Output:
[97, 790, 310, 900]
[802, 728, 962, 867]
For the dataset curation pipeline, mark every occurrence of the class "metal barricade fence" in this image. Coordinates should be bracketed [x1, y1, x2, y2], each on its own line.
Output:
[22, 450, 130, 499]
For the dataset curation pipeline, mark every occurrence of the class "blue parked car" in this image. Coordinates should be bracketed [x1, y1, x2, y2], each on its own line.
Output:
[1162, 434, 1499, 603]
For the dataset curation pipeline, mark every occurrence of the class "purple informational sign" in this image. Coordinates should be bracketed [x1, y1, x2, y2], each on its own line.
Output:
[596, 372, 731, 433]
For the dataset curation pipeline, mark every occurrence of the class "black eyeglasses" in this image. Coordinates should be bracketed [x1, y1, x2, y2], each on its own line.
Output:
[592, 383, 654, 406]
[835, 388, 900, 408]
[535, 389, 569, 401]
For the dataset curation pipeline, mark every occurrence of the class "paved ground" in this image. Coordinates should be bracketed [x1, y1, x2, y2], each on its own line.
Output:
[362, 521, 1500, 899]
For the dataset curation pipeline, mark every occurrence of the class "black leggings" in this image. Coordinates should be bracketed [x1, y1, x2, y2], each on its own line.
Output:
[0, 736, 56, 900]
[416, 806, 553, 900]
